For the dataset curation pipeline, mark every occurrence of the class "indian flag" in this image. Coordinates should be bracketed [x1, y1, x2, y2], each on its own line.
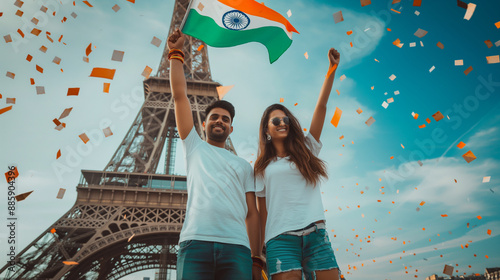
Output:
[181, 0, 299, 63]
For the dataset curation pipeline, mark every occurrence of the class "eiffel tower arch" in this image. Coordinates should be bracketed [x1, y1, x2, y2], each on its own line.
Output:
[0, 0, 235, 279]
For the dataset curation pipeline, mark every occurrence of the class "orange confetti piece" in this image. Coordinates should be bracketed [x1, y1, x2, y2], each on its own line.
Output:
[279, 98, 284, 103]
[4, 166, 19, 183]
[401, 144, 405, 149]
[464, 66, 473, 76]
[391, 8, 401, 14]
[304, 52, 309, 59]
[103, 83, 110, 93]
[413, 0, 421, 6]
[15, 191, 33, 202]
[294, 103, 298, 106]
[67, 88, 80, 96]
[216, 85, 234, 99]
[17, 29, 25, 38]
[30, 78, 35, 85]
[426, 118, 431, 124]
[50, 228, 56, 234]
[477, 215, 482, 220]
[330, 107, 342, 127]
[63, 261, 79, 265]
[413, 113, 419, 119]
[56, 149, 61, 159]
[487, 229, 492, 235]
[86, 43, 92, 56]
[441, 214, 448, 217]
[495, 21, 500, 29]
[457, 141, 466, 149]
[336, 89, 340, 95]
[26, 54, 33, 62]
[36, 65, 43, 73]
[347, 30, 353, 35]
[90, 68, 116, 80]
[142, 66, 153, 78]
[462, 150, 476, 163]
[79, 133, 90, 144]
[0, 106, 13, 116]
[418, 124, 426, 129]
[356, 108, 362, 114]
[422, 227, 426, 231]
[197, 45, 204, 51]
[82, 0, 93, 7]
[31, 28, 42, 36]
[485, 255, 489, 259]
[350, 42, 353, 47]
[419, 201, 425, 206]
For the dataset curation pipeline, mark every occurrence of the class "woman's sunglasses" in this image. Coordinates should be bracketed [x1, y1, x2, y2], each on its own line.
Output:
[270, 116, 290, 126]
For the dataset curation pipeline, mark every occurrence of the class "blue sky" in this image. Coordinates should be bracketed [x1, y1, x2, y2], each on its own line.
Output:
[0, 0, 499, 279]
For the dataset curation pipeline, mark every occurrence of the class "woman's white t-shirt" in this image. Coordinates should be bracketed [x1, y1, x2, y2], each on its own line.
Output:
[256, 133, 327, 244]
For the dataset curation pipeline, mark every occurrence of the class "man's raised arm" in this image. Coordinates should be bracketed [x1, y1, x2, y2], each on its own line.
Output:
[168, 29, 194, 140]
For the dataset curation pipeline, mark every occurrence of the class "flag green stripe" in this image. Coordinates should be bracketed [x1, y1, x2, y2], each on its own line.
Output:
[182, 9, 292, 63]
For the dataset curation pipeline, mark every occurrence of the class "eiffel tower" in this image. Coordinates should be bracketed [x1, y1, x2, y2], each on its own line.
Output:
[0, 0, 235, 279]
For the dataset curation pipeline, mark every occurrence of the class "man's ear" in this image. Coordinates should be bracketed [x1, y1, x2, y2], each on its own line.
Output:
[229, 126, 234, 134]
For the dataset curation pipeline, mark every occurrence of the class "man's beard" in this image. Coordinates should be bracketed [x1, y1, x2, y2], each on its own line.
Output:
[207, 125, 229, 142]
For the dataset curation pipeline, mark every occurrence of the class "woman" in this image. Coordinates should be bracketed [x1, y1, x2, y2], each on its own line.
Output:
[254, 48, 340, 280]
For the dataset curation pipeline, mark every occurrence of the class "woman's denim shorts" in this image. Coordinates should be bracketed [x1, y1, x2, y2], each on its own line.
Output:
[265, 223, 339, 280]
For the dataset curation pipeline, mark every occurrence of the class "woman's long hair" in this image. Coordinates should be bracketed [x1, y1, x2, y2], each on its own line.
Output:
[254, 104, 328, 187]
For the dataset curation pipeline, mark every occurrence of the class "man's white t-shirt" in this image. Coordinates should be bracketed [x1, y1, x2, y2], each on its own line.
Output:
[179, 127, 255, 249]
[256, 133, 327, 244]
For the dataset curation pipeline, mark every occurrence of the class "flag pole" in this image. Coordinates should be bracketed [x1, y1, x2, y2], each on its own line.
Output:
[179, 0, 194, 31]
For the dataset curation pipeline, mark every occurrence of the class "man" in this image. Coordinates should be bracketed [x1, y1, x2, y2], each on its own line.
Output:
[168, 29, 262, 280]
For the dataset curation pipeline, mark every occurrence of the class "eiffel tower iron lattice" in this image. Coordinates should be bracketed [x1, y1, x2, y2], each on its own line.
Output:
[0, 0, 236, 279]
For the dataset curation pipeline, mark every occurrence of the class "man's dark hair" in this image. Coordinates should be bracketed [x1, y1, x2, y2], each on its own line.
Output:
[205, 100, 235, 123]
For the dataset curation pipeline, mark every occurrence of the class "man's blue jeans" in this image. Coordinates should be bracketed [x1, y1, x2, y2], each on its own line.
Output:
[176, 240, 252, 280]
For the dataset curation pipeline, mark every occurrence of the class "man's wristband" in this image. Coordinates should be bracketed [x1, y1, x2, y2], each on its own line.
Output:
[252, 256, 265, 267]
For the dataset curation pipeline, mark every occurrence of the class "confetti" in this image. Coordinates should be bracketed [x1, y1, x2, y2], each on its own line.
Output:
[286, 9, 292, 17]
[216, 85, 234, 99]
[333, 11, 344, 24]
[464, 3, 476, 20]
[413, 0, 421, 6]
[56, 149, 61, 159]
[111, 50, 125, 62]
[39, 45, 47, 53]
[67, 88, 80, 96]
[15, 191, 33, 202]
[339, 74, 346, 81]
[31, 28, 41, 36]
[15, 10, 23, 17]
[103, 83, 110, 93]
[36, 86, 45, 95]
[419, 201, 425, 206]
[482, 176, 491, 183]
[280, 98, 284, 103]
[429, 66, 435, 72]
[464, 66, 473, 75]
[415, 10, 420, 16]
[382, 101, 389, 109]
[56, 188, 66, 199]
[63, 261, 79, 265]
[441, 214, 448, 217]
[151, 36, 162, 47]
[52, 56, 61, 65]
[59, 108, 73, 119]
[486, 55, 499, 64]
[4, 35, 12, 43]
[437, 42, 444, 49]
[36, 65, 43, 73]
[477, 215, 482, 220]
[393, 38, 403, 48]
[86, 43, 92, 56]
[330, 107, 342, 127]
[90, 68, 116, 79]
[197, 45, 204, 51]
[14, 0, 24, 8]
[6, 72, 15, 79]
[6, 98, 16, 104]
[455, 59, 464, 66]
[198, 2, 204, 11]
[112, 4, 120, 12]
[50, 228, 56, 234]
[485, 40, 493, 48]
[128, 233, 135, 242]
[347, 30, 353, 35]
[304, 52, 308, 59]
[414, 28, 428, 38]
[487, 229, 492, 235]
[390, 8, 400, 14]
[82, 0, 93, 7]
[356, 108, 363, 114]
[389, 74, 396, 81]
[79, 133, 90, 144]
[457, 0, 468, 9]
[40, 5, 48, 12]
[142, 66, 153, 78]
[462, 150, 476, 163]
[360, 0, 371, 7]
[103, 127, 113, 137]
[0, 106, 13, 115]
[432, 111, 444, 122]
[409, 42, 416, 47]
[495, 21, 500, 29]
[457, 141, 466, 149]
[443, 264, 454, 276]
[71, 12, 77, 18]
[365, 116, 375, 126]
